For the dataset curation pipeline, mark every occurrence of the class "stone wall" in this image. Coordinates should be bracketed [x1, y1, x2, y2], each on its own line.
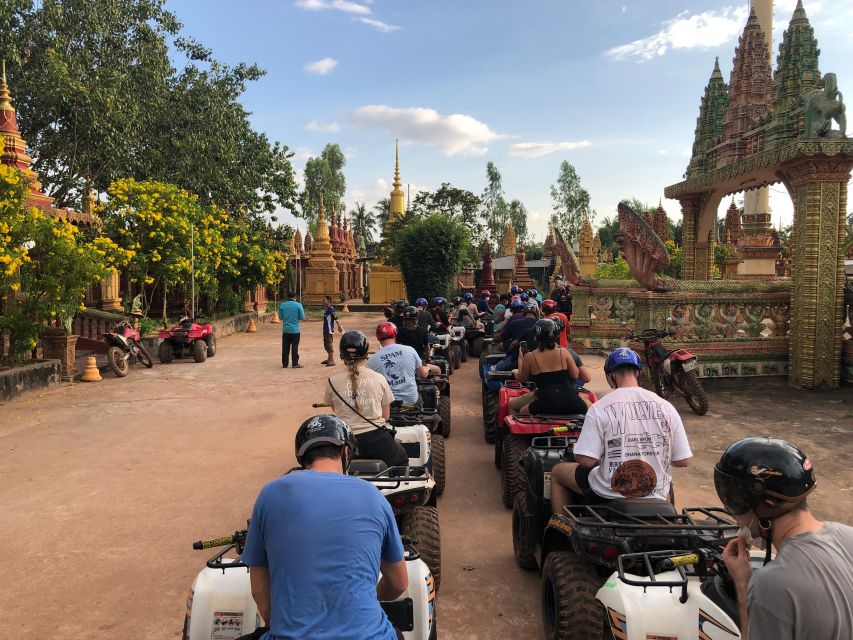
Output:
[0, 360, 62, 403]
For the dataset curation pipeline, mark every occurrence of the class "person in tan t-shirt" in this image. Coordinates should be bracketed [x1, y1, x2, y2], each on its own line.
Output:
[324, 331, 408, 468]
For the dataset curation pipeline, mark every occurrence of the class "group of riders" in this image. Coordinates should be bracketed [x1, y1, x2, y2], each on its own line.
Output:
[236, 284, 852, 640]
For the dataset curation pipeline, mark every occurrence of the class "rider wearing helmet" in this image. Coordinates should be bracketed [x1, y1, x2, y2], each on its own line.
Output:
[476, 290, 492, 315]
[389, 299, 409, 330]
[414, 298, 434, 332]
[716, 438, 853, 640]
[396, 306, 430, 360]
[541, 298, 571, 347]
[510, 318, 587, 416]
[550, 348, 692, 514]
[493, 302, 540, 371]
[368, 322, 440, 408]
[241, 414, 408, 640]
[431, 297, 450, 334]
[325, 331, 408, 467]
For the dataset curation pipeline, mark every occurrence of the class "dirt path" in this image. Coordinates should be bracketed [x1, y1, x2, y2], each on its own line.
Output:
[1, 314, 850, 638]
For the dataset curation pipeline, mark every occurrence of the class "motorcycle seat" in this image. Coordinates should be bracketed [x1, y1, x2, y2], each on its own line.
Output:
[607, 498, 677, 518]
[348, 459, 388, 476]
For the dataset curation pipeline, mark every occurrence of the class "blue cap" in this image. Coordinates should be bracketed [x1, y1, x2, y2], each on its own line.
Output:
[605, 348, 642, 374]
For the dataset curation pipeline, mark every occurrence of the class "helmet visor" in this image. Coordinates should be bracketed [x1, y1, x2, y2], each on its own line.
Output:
[713, 466, 756, 515]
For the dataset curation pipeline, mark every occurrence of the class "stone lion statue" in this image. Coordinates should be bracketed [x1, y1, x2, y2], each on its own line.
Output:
[804, 73, 847, 138]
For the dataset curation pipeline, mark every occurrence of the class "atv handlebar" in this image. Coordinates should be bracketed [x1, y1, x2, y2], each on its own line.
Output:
[192, 530, 248, 551]
[312, 402, 331, 408]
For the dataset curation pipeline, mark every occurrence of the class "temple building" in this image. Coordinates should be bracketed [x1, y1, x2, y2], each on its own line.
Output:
[368, 141, 407, 303]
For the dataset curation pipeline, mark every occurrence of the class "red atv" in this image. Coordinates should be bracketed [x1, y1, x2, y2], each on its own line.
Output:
[157, 317, 216, 364]
[493, 377, 598, 508]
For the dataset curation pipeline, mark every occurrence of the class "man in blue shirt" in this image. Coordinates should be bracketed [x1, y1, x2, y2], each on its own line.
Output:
[278, 291, 305, 368]
[321, 295, 343, 367]
[241, 415, 408, 640]
[494, 303, 539, 371]
[368, 322, 439, 407]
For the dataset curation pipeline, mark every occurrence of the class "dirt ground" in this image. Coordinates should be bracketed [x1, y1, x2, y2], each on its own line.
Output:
[1, 313, 850, 639]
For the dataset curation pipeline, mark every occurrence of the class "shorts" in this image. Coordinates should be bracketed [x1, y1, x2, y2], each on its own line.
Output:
[323, 333, 334, 353]
[355, 428, 409, 468]
[574, 466, 610, 504]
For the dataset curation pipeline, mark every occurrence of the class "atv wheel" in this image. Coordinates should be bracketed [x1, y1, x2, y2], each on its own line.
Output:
[541, 551, 603, 640]
[438, 396, 451, 438]
[450, 344, 461, 370]
[482, 389, 498, 444]
[399, 506, 441, 592]
[501, 434, 526, 508]
[108, 346, 130, 377]
[513, 492, 538, 570]
[192, 339, 207, 363]
[680, 370, 708, 415]
[471, 336, 485, 358]
[460, 340, 468, 363]
[157, 341, 173, 364]
[494, 432, 503, 469]
[431, 434, 446, 496]
[206, 333, 217, 357]
[134, 340, 154, 368]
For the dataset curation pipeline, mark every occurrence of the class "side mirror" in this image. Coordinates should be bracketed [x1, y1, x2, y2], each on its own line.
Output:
[620, 321, 628, 327]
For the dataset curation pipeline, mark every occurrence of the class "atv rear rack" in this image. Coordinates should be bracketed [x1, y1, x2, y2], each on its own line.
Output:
[348, 464, 432, 489]
[562, 505, 737, 541]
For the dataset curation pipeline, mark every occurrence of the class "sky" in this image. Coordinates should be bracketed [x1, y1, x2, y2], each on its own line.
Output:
[168, 0, 853, 240]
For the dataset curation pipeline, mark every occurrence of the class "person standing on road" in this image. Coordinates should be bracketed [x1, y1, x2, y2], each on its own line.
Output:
[278, 291, 305, 368]
[240, 414, 408, 640]
[549, 348, 692, 513]
[321, 295, 343, 367]
[715, 437, 853, 640]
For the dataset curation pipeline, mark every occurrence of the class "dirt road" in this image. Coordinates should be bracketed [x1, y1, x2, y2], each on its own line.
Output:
[1, 314, 850, 639]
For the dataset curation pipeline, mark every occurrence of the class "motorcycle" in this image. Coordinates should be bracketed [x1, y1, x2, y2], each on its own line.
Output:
[103, 318, 153, 377]
[625, 325, 708, 416]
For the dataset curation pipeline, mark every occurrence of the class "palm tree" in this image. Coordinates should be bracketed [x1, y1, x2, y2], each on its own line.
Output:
[374, 198, 391, 236]
[350, 202, 377, 246]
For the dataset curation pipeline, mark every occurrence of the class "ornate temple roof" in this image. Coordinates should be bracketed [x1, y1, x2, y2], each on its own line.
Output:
[686, 58, 729, 177]
[653, 201, 669, 242]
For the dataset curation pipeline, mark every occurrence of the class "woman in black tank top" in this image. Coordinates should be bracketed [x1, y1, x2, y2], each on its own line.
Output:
[511, 319, 587, 416]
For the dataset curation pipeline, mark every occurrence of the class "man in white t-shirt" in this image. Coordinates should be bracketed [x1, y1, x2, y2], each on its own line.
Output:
[550, 347, 692, 514]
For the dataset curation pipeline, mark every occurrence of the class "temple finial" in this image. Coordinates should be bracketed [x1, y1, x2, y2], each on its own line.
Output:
[393, 139, 401, 189]
[0, 60, 12, 110]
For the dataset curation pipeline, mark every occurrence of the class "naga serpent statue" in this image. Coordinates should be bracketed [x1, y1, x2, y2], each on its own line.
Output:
[615, 202, 675, 292]
[804, 72, 847, 138]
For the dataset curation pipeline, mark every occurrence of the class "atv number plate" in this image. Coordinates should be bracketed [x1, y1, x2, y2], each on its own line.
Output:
[543, 472, 551, 499]
[682, 359, 698, 372]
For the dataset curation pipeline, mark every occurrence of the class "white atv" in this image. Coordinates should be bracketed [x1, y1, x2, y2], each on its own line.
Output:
[182, 529, 437, 640]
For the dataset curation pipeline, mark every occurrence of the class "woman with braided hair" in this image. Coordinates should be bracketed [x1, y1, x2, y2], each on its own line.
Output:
[324, 331, 408, 467]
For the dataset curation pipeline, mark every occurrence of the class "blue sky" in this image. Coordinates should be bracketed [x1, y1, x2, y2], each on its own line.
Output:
[168, 0, 853, 239]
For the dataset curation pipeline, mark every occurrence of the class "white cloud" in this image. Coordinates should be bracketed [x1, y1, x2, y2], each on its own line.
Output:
[509, 140, 592, 158]
[291, 147, 314, 162]
[604, 6, 748, 61]
[306, 120, 341, 133]
[348, 105, 500, 156]
[359, 17, 401, 32]
[295, 0, 370, 14]
[656, 148, 690, 157]
[303, 57, 338, 75]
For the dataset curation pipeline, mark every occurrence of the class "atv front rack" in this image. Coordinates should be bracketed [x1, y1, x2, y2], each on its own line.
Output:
[615, 548, 721, 603]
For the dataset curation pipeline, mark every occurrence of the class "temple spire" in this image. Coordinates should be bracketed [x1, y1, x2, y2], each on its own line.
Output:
[389, 139, 405, 218]
[0, 60, 11, 110]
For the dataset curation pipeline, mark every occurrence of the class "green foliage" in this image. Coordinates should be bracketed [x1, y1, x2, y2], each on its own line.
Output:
[508, 199, 528, 243]
[0, 0, 296, 214]
[596, 216, 621, 258]
[410, 182, 485, 262]
[350, 202, 377, 247]
[138, 315, 158, 337]
[298, 144, 346, 223]
[523, 242, 545, 261]
[397, 215, 470, 301]
[550, 161, 590, 244]
[662, 240, 682, 279]
[594, 257, 631, 280]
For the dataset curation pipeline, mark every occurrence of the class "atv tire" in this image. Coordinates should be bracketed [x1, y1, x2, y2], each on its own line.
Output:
[501, 434, 526, 508]
[450, 344, 461, 370]
[192, 340, 207, 363]
[206, 333, 217, 357]
[399, 506, 441, 592]
[431, 434, 446, 497]
[108, 346, 129, 377]
[482, 389, 498, 444]
[460, 340, 468, 363]
[512, 492, 538, 570]
[680, 370, 708, 416]
[438, 396, 451, 438]
[471, 336, 485, 358]
[541, 551, 603, 640]
[157, 341, 173, 364]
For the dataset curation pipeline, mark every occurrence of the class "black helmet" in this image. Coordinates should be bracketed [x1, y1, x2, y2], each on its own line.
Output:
[294, 414, 358, 469]
[714, 437, 816, 518]
[339, 330, 369, 361]
[534, 318, 558, 345]
[402, 305, 419, 319]
[393, 299, 408, 313]
[551, 315, 566, 334]
[451, 296, 463, 306]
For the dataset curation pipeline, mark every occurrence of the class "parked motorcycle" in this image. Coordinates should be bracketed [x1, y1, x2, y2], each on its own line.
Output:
[103, 319, 153, 377]
[626, 325, 708, 415]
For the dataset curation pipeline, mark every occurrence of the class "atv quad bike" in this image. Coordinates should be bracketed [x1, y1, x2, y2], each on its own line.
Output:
[157, 316, 216, 364]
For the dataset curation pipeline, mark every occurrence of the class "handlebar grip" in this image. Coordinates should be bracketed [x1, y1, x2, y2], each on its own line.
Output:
[193, 535, 237, 550]
[661, 553, 700, 571]
[312, 403, 331, 408]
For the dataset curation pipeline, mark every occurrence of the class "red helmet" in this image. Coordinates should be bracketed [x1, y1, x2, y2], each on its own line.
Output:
[541, 299, 557, 314]
[376, 322, 398, 341]
[481, 290, 491, 297]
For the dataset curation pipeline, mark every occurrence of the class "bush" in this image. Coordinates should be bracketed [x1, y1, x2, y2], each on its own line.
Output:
[397, 215, 470, 301]
[594, 257, 631, 280]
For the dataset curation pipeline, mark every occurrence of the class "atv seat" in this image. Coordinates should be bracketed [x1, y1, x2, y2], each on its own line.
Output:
[348, 459, 388, 476]
[531, 413, 586, 421]
[607, 498, 677, 518]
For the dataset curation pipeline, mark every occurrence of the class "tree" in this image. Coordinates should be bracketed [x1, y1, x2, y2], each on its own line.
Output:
[298, 144, 346, 223]
[480, 161, 510, 250]
[550, 160, 590, 244]
[596, 216, 621, 259]
[0, 165, 130, 363]
[508, 199, 528, 243]
[410, 183, 485, 260]
[397, 215, 470, 301]
[373, 197, 391, 237]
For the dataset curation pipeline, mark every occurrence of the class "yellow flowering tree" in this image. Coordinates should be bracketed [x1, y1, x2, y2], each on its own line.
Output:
[0, 165, 130, 364]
